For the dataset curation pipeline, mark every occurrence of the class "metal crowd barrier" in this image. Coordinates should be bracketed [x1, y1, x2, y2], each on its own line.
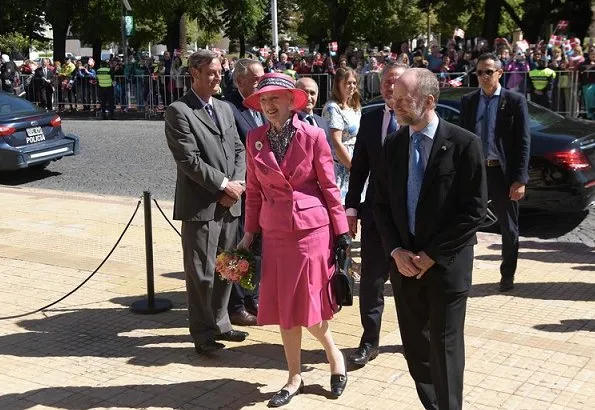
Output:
[13, 70, 595, 120]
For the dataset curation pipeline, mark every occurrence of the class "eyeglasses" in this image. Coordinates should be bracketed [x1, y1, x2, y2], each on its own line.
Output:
[476, 69, 496, 77]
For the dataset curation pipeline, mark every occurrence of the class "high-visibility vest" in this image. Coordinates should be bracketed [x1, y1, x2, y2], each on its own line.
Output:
[528, 68, 556, 91]
[96, 67, 112, 88]
[283, 69, 297, 79]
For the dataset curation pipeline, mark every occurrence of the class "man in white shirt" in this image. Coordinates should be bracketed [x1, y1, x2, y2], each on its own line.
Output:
[344, 62, 407, 367]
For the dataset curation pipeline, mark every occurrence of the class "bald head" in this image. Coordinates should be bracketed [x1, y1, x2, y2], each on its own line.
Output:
[392, 68, 439, 127]
[296, 77, 319, 114]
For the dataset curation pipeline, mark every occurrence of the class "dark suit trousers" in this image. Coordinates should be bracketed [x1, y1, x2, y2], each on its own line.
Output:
[228, 197, 260, 313]
[181, 210, 237, 344]
[487, 166, 520, 279]
[391, 271, 468, 410]
[358, 203, 391, 347]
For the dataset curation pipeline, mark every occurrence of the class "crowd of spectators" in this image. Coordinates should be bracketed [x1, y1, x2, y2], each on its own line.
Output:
[1, 36, 594, 118]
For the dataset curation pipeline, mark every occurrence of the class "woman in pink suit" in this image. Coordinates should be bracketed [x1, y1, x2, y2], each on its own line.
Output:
[238, 73, 351, 408]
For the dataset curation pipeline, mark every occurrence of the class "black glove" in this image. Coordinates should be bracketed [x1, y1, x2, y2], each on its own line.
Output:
[335, 233, 352, 251]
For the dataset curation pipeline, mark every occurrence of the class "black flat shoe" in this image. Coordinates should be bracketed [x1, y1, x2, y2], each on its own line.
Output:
[215, 330, 249, 342]
[330, 351, 347, 397]
[267, 380, 304, 407]
[499, 277, 514, 292]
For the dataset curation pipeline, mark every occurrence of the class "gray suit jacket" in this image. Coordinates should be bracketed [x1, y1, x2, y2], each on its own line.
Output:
[165, 91, 246, 221]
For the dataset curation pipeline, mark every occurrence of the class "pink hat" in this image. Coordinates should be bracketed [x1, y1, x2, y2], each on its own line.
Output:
[243, 73, 308, 113]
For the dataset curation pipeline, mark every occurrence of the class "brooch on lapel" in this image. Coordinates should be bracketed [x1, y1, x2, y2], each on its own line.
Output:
[441, 145, 448, 152]
[255, 141, 263, 151]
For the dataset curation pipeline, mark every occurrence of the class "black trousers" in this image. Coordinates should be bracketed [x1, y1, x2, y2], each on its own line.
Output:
[358, 203, 391, 347]
[392, 271, 468, 410]
[228, 196, 260, 314]
[99, 86, 114, 116]
[486, 166, 520, 279]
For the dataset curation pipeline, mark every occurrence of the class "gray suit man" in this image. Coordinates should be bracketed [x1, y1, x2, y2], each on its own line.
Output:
[164, 50, 248, 354]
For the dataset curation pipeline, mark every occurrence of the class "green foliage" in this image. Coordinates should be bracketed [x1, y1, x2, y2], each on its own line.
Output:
[71, 0, 122, 44]
[0, 32, 31, 55]
[0, 0, 46, 39]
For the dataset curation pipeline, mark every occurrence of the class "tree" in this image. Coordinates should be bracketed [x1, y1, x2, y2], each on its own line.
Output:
[44, 0, 87, 62]
[71, 0, 122, 63]
[221, 0, 267, 57]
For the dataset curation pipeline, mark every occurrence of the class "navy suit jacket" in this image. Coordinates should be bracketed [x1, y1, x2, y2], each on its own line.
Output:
[345, 105, 386, 215]
[460, 88, 531, 185]
[373, 118, 487, 292]
[297, 111, 331, 141]
[225, 89, 260, 145]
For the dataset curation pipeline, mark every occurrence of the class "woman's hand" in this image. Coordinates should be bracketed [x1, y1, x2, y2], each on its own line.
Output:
[238, 232, 255, 250]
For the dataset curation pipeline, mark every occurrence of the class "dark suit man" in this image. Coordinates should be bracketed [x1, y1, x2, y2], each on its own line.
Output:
[374, 68, 487, 409]
[41, 58, 54, 111]
[224, 58, 265, 326]
[295, 77, 331, 140]
[460, 53, 531, 292]
[164, 50, 249, 354]
[344, 63, 407, 367]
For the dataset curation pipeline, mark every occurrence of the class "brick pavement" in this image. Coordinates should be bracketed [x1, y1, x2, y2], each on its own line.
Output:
[0, 186, 593, 409]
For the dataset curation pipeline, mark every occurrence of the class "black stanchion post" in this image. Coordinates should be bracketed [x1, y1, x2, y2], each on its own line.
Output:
[131, 191, 172, 314]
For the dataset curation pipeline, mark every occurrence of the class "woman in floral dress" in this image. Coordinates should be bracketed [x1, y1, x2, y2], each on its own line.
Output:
[322, 67, 363, 204]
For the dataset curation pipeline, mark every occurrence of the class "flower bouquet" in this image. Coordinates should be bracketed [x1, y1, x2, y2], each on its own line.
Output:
[215, 248, 257, 290]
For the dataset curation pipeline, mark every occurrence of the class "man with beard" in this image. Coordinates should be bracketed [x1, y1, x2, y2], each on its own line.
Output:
[374, 68, 487, 409]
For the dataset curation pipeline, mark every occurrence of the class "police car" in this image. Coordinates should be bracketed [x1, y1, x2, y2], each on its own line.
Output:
[0, 91, 79, 171]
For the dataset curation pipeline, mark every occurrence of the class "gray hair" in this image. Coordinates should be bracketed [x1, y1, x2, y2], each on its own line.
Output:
[232, 58, 261, 85]
[408, 68, 440, 106]
[188, 50, 219, 71]
[381, 62, 409, 79]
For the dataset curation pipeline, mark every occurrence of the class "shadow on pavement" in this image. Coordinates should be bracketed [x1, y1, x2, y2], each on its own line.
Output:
[0, 379, 268, 409]
[519, 211, 590, 239]
[470, 282, 595, 301]
[479, 239, 594, 264]
[0, 293, 338, 370]
[0, 168, 61, 186]
[533, 319, 594, 333]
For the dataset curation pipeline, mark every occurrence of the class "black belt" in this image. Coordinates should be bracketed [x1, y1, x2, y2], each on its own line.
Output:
[486, 159, 500, 167]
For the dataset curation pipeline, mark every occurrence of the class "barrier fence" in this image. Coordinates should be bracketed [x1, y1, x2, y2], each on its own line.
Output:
[11, 70, 595, 120]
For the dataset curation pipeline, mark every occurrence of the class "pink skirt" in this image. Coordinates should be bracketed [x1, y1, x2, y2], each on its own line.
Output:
[257, 225, 336, 329]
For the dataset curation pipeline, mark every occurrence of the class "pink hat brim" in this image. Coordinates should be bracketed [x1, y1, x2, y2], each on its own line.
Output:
[243, 86, 308, 113]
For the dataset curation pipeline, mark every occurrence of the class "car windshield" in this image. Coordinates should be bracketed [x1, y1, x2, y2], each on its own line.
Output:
[0, 94, 40, 118]
[527, 102, 564, 127]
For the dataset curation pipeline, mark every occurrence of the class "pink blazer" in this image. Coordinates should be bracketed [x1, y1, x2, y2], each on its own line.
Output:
[244, 113, 348, 236]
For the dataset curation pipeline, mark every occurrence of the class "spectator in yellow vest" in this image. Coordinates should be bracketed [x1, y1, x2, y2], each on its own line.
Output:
[528, 55, 556, 108]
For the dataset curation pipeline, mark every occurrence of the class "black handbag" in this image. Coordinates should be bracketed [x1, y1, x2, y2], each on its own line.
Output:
[329, 247, 354, 312]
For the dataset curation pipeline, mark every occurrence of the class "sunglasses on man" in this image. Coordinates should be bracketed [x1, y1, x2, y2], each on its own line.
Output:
[475, 69, 498, 76]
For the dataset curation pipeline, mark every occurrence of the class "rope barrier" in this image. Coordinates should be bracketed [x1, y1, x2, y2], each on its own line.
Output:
[0, 198, 142, 320]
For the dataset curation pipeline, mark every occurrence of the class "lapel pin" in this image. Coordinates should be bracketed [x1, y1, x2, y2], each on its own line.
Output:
[441, 145, 447, 151]
[255, 141, 263, 151]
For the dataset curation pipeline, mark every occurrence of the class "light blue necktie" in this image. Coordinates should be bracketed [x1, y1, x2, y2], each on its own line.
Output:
[480, 96, 491, 158]
[407, 132, 425, 235]
[386, 110, 397, 136]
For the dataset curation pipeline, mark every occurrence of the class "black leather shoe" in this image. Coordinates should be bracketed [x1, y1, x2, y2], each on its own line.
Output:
[267, 380, 304, 407]
[215, 330, 249, 342]
[194, 340, 224, 354]
[246, 302, 259, 316]
[330, 373, 347, 397]
[348, 344, 379, 367]
[230, 308, 258, 326]
[499, 277, 514, 292]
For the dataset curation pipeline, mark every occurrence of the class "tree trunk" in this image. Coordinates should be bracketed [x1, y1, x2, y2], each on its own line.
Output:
[239, 34, 246, 58]
[482, 0, 504, 45]
[166, 10, 184, 53]
[52, 22, 69, 63]
[178, 13, 187, 57]
[92, 39, 102, 66]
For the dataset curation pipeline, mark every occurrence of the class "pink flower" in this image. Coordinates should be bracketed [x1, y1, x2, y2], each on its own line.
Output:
[238, 260, 250, 274]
